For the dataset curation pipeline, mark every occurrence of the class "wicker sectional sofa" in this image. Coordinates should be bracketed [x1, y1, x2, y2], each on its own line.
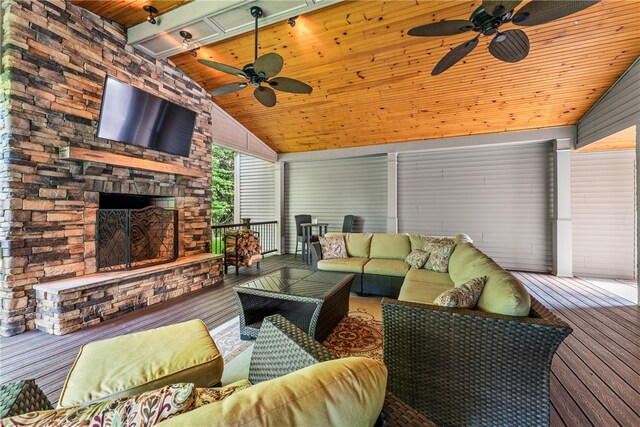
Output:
[311, 232, 572, 427]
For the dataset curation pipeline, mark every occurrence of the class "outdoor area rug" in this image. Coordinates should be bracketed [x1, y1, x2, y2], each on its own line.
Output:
[210, 295, 383, 366]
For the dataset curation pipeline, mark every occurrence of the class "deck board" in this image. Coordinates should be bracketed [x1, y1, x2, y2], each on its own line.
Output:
[1, 255, 639, 426]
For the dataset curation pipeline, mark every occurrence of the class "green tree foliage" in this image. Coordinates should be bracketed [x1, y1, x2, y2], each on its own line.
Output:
[211, 146, 235, 225]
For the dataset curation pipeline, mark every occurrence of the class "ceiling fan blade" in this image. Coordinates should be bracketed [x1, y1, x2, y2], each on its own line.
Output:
[197, 59, 248, 79]
[512, 0, 601, 26]
[489, 30, 530, 63]
[268, 77, 313, 94]
[431, 37, 478, 76]
[408, 20, 474, 37]
[482, 1, 522, 17]
[254, 52, 284, 79]
[254, 86, 277, 107]
[211, 82, 248, 96]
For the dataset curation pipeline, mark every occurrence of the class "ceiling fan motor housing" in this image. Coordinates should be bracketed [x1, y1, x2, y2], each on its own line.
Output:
[469, 6, 510, 36]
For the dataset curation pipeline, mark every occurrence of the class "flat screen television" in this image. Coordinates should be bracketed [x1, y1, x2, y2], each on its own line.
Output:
[97, 76, 196, 157]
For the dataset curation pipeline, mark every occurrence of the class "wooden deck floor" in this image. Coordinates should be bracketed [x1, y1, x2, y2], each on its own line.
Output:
[1, 255, 638, 426]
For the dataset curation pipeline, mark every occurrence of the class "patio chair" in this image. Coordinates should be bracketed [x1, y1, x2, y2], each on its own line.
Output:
[294, 214, 318, 259]
[342, 215, 356, 232]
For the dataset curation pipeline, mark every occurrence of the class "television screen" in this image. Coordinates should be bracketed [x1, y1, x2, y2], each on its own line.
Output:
[97, 76, 196, 157]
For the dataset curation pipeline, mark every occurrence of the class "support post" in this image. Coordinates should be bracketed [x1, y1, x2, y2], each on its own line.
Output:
[552, 138, 573, 277]
[387, 153, 398, 233]
[636, 125, 639, 305]
[233, 153, 241, 224]
[275, 161, 285, 255]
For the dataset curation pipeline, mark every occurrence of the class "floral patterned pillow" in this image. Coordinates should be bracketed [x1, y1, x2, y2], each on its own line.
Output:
[405, 250, 430, 269]
[320, 235, 348, 259]
[1, 382, 252, 427]
[433, 276, 487, 308]
[422, 241, 456, 273]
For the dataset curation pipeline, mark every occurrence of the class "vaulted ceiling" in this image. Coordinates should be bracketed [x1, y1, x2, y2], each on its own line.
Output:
[69, 0, 190, 28]
[74, 1, 640, 153]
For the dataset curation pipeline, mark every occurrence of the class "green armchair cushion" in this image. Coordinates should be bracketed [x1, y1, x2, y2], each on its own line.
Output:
[345, 233, 374, 258]
[317, 257, 369, 274]
[449, 243, 531, 316]
[404, 268, 454, 286]
[156, 357, 388, 427]
[370, 234, 411, 260]
[58, 319, 224, 408]
[398, 280, 454, 304]
[363, 259, 410, 277]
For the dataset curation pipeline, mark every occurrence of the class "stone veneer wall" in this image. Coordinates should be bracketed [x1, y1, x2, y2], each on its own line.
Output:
[0, 0, 216, 336]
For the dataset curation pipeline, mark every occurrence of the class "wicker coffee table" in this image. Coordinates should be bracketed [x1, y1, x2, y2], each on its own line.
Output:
[234, 268, 354, 341]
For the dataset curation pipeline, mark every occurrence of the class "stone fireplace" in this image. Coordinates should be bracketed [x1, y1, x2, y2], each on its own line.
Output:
[0, 0, 223, 336]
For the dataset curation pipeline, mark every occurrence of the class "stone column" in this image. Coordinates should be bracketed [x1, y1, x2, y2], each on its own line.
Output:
[552, 138, 573, 277]
[387, 153, 398, 233]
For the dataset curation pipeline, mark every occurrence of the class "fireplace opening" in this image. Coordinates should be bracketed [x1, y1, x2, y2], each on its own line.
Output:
[96, 193, 178, 272]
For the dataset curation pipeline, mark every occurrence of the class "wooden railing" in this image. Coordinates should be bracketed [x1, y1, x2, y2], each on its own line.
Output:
[211, 219, 278, 255]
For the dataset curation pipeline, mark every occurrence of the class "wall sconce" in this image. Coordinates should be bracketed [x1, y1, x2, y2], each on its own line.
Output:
[288, 16, 298, 27]
[190, 48, 199, 57]
[180, 30, 193, 49]
[143, 5, 158, 25]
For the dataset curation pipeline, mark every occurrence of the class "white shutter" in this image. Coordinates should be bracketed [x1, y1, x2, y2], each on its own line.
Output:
[572, 150, 636, 279]
[398, 143, 553, 272]
[238, 154, 275, 222]
[285, 156, 387, 253]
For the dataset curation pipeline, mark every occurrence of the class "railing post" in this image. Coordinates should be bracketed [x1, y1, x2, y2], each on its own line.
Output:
[243, 218, 251, 229]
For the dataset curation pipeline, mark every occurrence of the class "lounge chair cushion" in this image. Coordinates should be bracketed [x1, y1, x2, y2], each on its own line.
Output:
[449, 243, 531, 316]
[318, 257, 369, 274]
[58, 319, 224, 408]
[370, 234, 411, 260]
[156, 357, 387, 427]
[404, 268, 454, 287]
[363, 259, 410, 277]
[399, 279, 454, 304]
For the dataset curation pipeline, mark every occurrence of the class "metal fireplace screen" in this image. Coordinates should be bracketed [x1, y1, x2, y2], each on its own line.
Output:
[97, 206, 178, 272]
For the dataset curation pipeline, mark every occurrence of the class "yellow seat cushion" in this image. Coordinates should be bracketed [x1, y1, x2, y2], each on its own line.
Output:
[318, 257, 369, 274]
[399, 280, 454, 304]
[344, 233, 373, 258]
[405, 268, 454, 286]
[156, 357, 388, 427]
[363, 259, 410, 277]
[370, 234, 411, 260]
[449, 243, 531, 316]
[58, 319, 224, 408]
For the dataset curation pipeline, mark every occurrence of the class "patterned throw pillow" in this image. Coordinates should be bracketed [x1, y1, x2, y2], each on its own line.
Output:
[405, 250, 430, 269]
[1, 382, 252, 427]
[433, 276, 487, 308]
[320, 235, 348, 259]
[422, 241, 456, 273]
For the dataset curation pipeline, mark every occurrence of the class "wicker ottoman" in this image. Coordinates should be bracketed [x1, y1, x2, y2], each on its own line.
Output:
[58, 319, 223, 408]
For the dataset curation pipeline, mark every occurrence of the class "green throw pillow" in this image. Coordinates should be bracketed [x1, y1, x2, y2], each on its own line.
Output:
[423, 241, 456, 273]
[433, 276, 487, 308]
[405, 250, 430, 269]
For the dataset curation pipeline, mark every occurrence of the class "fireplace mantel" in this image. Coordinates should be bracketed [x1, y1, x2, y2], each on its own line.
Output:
[59, 146, 207, 181]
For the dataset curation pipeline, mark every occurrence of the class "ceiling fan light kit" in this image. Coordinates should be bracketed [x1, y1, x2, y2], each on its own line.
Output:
[197, 6, 312, 107]
[408, 0, 601, 75]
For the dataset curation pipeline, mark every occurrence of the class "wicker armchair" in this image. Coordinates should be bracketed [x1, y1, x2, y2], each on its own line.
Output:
[381, 296, 572, 427]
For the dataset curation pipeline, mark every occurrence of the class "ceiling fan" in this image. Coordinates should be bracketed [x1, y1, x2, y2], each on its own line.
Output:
[197, 6, 312, 107]
[408, 0, 601, 75]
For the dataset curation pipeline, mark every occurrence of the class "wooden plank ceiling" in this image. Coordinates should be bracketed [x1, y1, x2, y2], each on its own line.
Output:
[170, 0, 640, 153]
[69, 0, 190, 28]
[71, 0, 640, 153]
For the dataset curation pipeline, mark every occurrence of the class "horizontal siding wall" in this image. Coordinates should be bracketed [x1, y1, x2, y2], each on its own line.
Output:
[284, 156, 387, 253]
[572, 150, 637, 279]
[577, 58, 640, 147]
[238, 154, 276, 222]
[398, 143, 553, 272]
